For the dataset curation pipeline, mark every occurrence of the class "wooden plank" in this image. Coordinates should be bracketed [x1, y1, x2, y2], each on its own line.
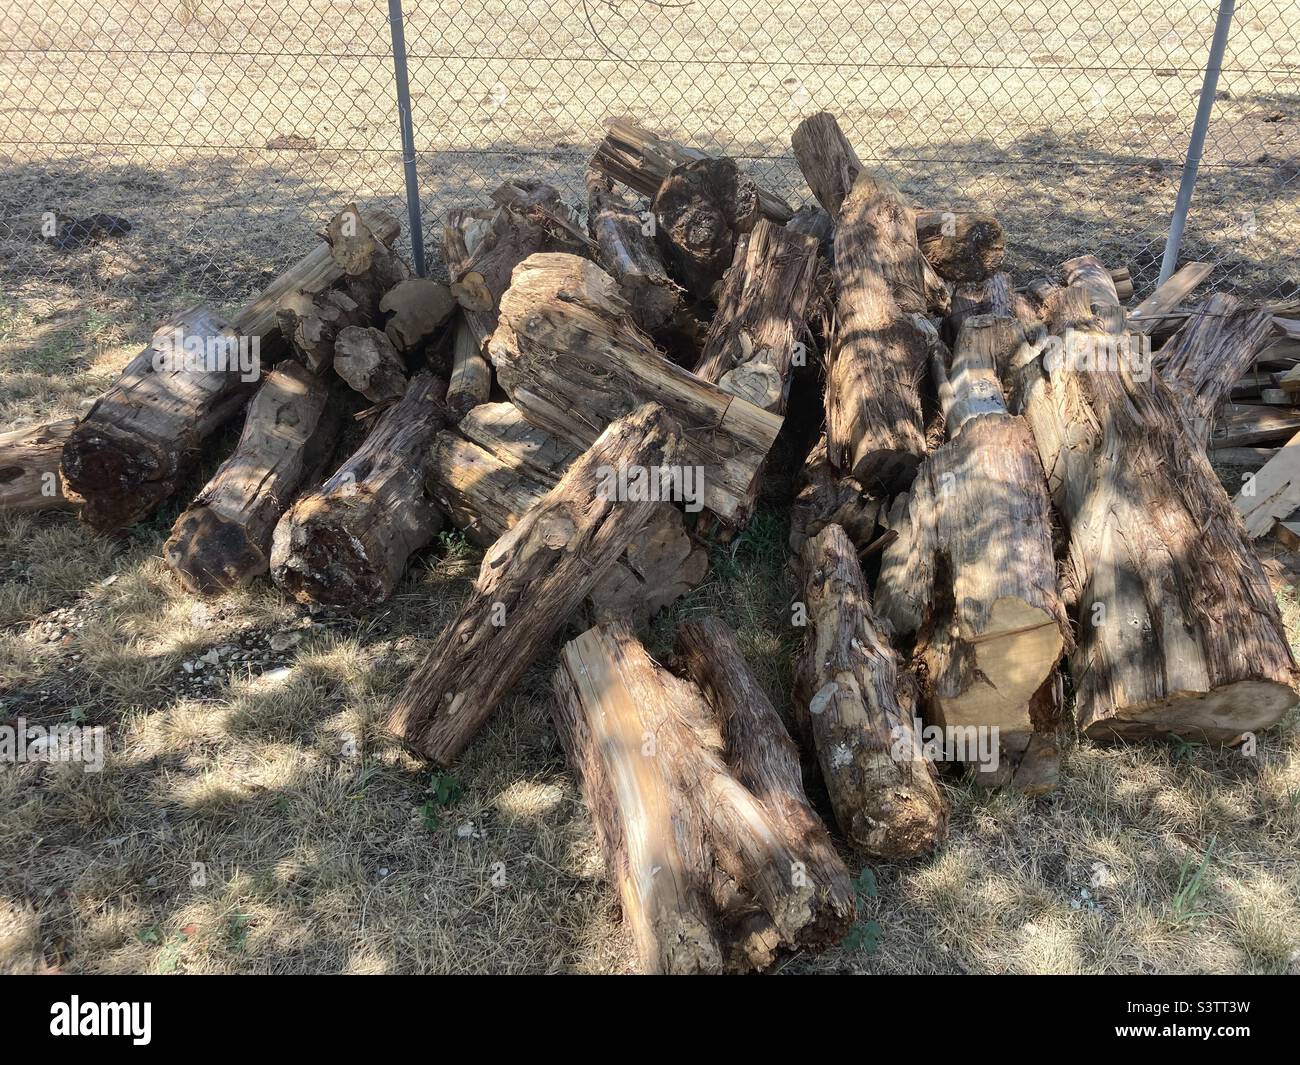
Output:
[1128, 262, 1213, 333]
[1211, 404, 1300, 448]
[1234, 428, 1300, 538]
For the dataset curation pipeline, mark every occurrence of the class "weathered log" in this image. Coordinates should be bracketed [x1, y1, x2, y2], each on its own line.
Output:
[789, 434, 879, 553]
[877, 314, 1070, 793]
[1015, 259, 1298, 743]
[675, 616, 857, 946]
[61, 305, 261, 531]
[269, 372, 446, 607]
[795, 523, 948, 857]
[430, 402, 707, 624]
[652, 157, 760, 300]
[333, 325, 407, 403]
[552, 618, 844, 973]
[386, 402, 684, 764]
[0, 419, 76, 511]
[488, 253, 782, 521]
[380, 278, 456, 352]
[445, 316, 493, 420]
[276, 287, 366, 375]
[914, 209, 1005, 283]
[586, 168, 683, 332]
[591, 116, 793, 223]
[1155, 292, 1274, 448]
[163, 362, 339, 593]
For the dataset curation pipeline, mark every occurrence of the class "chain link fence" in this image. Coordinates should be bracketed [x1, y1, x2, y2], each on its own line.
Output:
[1, 0, 1296, 316]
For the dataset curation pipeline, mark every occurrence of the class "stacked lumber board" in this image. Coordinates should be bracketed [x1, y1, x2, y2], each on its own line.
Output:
[6, 114, 1298, 974]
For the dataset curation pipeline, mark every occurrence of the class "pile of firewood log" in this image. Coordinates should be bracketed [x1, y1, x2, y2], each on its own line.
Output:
[4, 113, 1299, 974]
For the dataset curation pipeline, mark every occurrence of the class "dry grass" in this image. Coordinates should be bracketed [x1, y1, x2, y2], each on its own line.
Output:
[1, 1, 1299, 975]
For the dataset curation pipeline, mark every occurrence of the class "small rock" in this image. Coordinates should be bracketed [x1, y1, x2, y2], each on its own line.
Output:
[270, 632, 301, 652]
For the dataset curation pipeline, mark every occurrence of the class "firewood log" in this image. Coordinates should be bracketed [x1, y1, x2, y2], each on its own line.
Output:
[795, 523, 948, 857]
[1013, 257, 1298, 743]
[429, 403, 707, 624]
[61, 305, 261, 531]
[876, 314, 1070, 794]
[1155, 292, 1274, 448]
[276, 288, 366, 374]
[62, 206, 399, 531]
[269, 372, 446, 607]
[674, 616, 856, 946]
[553, 618, 849, 973]
[488, 252, 782, 522]
[445, 316, 492, 420]
[652, 157, 761, 300]
[0, 419, 76, 511]
[591, 116, 793, 222]
[163, 362, 340, 593]
[333, 325, 407, 403]
[913, 209, 1005, 283]
[386, 402, 684, 764]
[586, 168, 683, 332]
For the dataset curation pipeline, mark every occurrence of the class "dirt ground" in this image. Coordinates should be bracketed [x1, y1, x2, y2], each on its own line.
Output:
[1, 1, 1299, 974]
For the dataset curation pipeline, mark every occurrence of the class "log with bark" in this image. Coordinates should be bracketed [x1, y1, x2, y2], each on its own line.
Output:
[586, 168, 683, 332]
[269, 372, 446, 607]
[913, 209, 1005, 283]
[1155, 292, 1274, 448]
[795, 523, 949, 857]
[591, 116, 793, 222]
[429, 402, 707, 624]
[876, 314, 1070, 793]
[1012, 258, 1298, 743]
[163, 361, 340, 593]
[0, 418, 76, 511]
[386, 402, 685, 764]
[488, 252, 783, 522]
[552, 617, 852, 973]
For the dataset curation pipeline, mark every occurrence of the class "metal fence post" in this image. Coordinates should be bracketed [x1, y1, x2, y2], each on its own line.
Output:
[1158, 0, 1236, 286]
[387, 0, 425, 277]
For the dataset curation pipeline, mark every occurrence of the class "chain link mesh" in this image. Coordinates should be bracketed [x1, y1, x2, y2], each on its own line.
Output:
[1, 1, 1296, 313]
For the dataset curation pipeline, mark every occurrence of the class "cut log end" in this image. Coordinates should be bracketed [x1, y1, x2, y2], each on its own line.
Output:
[1080, 680, 1299, 745]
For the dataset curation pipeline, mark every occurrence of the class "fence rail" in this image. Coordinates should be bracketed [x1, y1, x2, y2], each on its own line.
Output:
[1, 0, 1296, 311]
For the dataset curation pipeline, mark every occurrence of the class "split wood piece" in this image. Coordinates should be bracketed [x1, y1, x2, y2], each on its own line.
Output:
[269, 372, 446, 607]
[488, 252, 783, 522]
[791, 112, 948, 313]
[1234, 428, 1300, 539]
[233, 207, 400, 339]
[914, 209, 1005, 283]
[876, 315, 1070, 791]
[445, 316, 492, 420]
[1129, 261, 1212, 334]
[380, 278, 456, 352]
[0, 419, 77, 511]
[785, 205, 836, 342]
[1211, 404, 1300, 448]
[586, 168, 683, 332]
[163, 362, 339, 593]
[789, 434, 879, 553]
[387, 402, 684, 764]
[276, 288, 367, 374]
[1015, 264, 1297, 743]
[652, 157, 761, 300]
[430, 408, 706, 624]
[591, 116, 793, 223]
[794, 523, 948, 857]
[675, 616, 857, 947]
[333, 326, 407, 403]
[552, 619, 829, 973]
[61, 305, 260, 531]
[1155, 292, 1274, 448]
